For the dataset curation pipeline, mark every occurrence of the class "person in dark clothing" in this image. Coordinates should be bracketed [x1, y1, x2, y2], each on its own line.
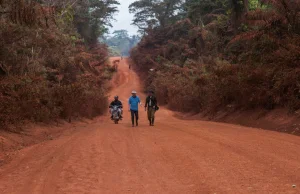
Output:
[145, 91, 158, 126]
[128, 90, 141, 127]
[109, 96, 123, 119]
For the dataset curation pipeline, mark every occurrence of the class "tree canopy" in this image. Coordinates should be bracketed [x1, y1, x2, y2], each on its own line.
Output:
[130, 0, 300, 113]
[37, 0, 120, 45]
[129, 0, 185, 32]
[0, 0, 120, 128]
[104, 30, 140, 56]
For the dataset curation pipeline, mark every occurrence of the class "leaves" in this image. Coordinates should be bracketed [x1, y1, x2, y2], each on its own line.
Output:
[129, 0, 185, 32]
[104, 30, 140, 56]
[131, 0, 300, 113]
[0, 0, 114, 130]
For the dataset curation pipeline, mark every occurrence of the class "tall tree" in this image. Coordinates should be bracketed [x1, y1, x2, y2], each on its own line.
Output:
[104, 30, 140, 56]
[185, 0, 228, 26]
[185, 0, 252, 32]
[243, 0, 249, 12]
[113, 30, 129, 39]
[76, 0, 120, 45]
[41, 0, 119, 45]
[129, 0, 185, 31]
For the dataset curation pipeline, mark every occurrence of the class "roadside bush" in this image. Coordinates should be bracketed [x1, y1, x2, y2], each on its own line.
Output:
[131, 0, 300, 113]
[0, 75, 109, 128]
[0, 1, 111, 130]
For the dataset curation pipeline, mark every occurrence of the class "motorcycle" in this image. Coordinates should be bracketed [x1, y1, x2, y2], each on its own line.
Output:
[111, 105, 121, 124]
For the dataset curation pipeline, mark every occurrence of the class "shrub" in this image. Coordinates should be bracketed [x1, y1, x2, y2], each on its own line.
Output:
[130, 0, 300, 113]
[0, 1, 112, 130]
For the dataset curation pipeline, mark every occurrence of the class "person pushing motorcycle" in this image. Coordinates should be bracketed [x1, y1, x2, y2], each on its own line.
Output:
[109, 96, 123, 119]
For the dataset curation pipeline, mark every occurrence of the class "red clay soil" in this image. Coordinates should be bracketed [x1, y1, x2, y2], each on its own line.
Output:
[0, 58, 300, 194]
[177, 108, 300, 136]
[0, 120, 96, 166]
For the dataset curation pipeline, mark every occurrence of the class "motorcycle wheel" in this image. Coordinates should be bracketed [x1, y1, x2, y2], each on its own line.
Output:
[114, 120, 118, 124]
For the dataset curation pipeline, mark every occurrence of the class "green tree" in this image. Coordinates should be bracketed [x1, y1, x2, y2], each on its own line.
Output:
[113, 30, 130, 39]
[185, 0, 229, 26]
[104, 30, 140, 56]
[42, 0, 119, 45]
[184, 0, 258, 31]
[75, 0, 120, 45]
[129, 0, 185, 31]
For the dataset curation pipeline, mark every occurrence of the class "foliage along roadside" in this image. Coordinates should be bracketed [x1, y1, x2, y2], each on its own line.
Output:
[130, 0, 300, 113]
[0, 0, 119, 131]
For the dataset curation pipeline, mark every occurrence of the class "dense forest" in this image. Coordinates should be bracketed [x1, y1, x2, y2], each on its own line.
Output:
[130, 0, 300, 113]
[0, 0, 120, 129]
[103, 30, 140, 56]
[0, 0, 299, 130]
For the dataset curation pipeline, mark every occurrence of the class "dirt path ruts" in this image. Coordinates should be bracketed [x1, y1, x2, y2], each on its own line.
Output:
[0, 58, 299, 194]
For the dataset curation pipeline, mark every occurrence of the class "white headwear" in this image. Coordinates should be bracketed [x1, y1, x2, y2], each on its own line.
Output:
[131, 90, 137, 94]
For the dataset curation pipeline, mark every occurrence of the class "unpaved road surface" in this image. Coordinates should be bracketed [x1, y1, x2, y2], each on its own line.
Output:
[0, 58, 300, 194]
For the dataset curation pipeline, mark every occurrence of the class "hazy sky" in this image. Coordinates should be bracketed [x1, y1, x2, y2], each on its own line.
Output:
[110, 0, 138, 35]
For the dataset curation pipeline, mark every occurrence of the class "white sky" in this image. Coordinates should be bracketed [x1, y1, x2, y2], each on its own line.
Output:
[109, 0, 138, 35]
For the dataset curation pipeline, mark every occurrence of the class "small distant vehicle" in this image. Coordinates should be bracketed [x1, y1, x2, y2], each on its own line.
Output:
[111, 105, 121, 124]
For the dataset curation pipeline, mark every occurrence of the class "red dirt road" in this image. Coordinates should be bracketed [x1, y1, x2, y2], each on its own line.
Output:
[0, 58, 300, 194]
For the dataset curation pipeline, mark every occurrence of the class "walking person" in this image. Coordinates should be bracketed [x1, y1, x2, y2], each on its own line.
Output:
[128, 90, 141, 127]
[145, 91, 158, 126]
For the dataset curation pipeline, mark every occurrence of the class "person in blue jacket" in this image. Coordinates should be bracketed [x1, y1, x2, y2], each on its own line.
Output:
[128, 90, 141, 127]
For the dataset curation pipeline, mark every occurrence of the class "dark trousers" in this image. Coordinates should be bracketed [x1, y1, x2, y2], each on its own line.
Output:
[130, 110, 139, 125]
